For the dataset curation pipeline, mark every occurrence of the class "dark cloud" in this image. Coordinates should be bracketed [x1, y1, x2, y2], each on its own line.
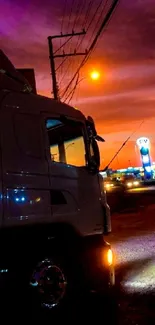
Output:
[79, 97, 155, 122]
[96, 0, 155, 64]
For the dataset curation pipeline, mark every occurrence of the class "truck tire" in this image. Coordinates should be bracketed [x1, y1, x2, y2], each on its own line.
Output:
[2, 250, 83, 321]
[26, 253, 83, 320]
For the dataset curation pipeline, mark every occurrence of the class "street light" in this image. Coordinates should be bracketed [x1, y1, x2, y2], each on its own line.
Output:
[90, 70, 100, 81]
[67, 70, 101, 103]
[72, 70, 101, 88]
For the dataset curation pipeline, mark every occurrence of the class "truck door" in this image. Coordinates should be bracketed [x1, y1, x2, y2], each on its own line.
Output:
[42, 115, 103, 236]
[0, 99, 51, 227]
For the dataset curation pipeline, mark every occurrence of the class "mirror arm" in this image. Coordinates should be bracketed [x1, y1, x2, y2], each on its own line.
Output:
[95, 135, 105, 142]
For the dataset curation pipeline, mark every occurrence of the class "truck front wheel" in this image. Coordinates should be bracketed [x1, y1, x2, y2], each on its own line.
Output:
[30, 257, 67, 310]
[27, 253, 82, 320]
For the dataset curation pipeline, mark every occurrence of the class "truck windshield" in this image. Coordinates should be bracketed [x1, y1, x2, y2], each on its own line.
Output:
[46, 118, 86, 167]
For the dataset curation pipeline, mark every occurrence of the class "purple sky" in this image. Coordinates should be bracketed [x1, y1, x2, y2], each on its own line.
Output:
[1, 0, 155, 168]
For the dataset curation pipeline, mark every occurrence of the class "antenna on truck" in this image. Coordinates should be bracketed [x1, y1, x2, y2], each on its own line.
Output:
[103, 120, 144, 171]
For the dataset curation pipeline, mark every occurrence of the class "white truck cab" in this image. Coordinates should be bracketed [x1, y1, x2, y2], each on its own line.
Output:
[0, 50, 114, 316]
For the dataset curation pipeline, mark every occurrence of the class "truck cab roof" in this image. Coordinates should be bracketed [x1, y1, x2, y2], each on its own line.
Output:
[1, 90, 85, 122]
[0, 49, 85, 121]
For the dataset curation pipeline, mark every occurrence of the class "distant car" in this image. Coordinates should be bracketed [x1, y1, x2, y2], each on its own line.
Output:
[104, 182, 114, 191]
[104, 179, 123, 191]
[123, 179, 141, 189]
[104, 177, 142, 191]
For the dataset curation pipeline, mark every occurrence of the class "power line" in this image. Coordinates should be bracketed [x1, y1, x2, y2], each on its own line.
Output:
[67, 76, 80, 103]
[58, 34, 85, 89]
[66, 0, 76, 33]
[60, 57, 79, 100]
[59, 0, 70, 84]
[58, 0, 82, 89]
[59, 0, 76, 86]
[86, 0, 109, 47]
[103, 121, 144, 171]
[65, 73, 80, 103]
[59, 0, 119, 101]
[65, 73, 85, 103]
[74, 74, 81, 105]
[61, 0, 68, 33]
[63, 0, 118, 99]
[74, 0, 98, 52]
[72, 0, 84, 32]
[58, 0, 101, 95]
[48, 30, 86, 100]
[54, 36, 73, 55]
[72, 0, 88, 50]
[56, 56, 68, 72]
[68, 0, 84, 58]
[75, 0, 108, 56]
[82, 0, 119, 64]
[62, 0, 119, 100]
[88, 0, 119, 54]
[84, 0, 95, 30]
[71, 0, 102, 57]
[86, 0, 104, 32]
[58, 0, 93, 90]
[73, 0, 108, 55]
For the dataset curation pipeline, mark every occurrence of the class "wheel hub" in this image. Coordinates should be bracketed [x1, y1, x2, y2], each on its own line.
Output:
[30, 258, 67, 309]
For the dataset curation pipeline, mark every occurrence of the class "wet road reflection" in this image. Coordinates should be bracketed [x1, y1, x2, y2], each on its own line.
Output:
[114, 233, 155, 293]
[107, 207, 155, 324]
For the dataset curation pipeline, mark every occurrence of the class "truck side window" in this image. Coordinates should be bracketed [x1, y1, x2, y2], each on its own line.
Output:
[46, 119, 86, 167]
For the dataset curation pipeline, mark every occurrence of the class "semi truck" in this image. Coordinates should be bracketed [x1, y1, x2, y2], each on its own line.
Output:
[0, 50, 114, 316]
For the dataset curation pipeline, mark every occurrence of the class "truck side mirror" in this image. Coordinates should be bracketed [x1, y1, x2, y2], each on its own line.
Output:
[91, 138, 100, 169]
[87, 116, 105, 142]
[87, 139, 100, 174]
[86, 116, 104, 173]
[88, 158, 98, 174]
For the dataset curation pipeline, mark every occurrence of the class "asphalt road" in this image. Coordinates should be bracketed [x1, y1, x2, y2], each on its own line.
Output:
[107, 185, 155, 214]
[106, 198, 155, 325]
[127, 185, 155, 193]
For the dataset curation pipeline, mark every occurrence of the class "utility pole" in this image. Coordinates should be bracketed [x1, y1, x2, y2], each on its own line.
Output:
[48, 36, 58, 100]
[48, 30, 87, 100]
